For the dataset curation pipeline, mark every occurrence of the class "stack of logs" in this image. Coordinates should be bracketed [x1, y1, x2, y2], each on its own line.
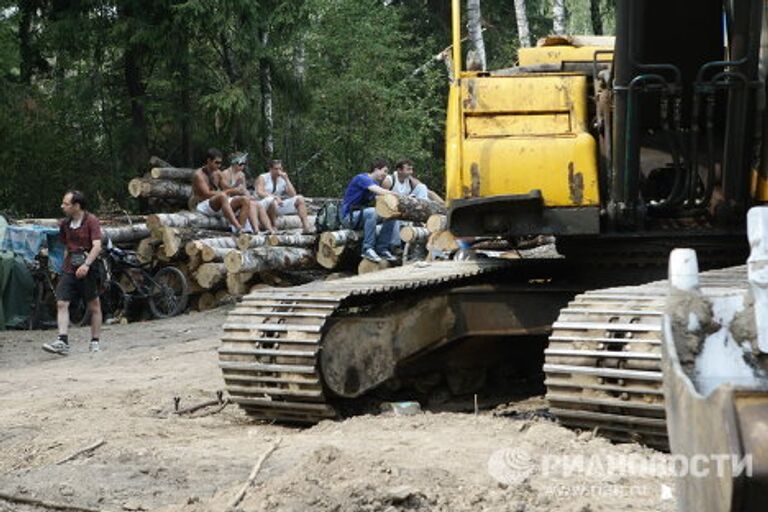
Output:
[128, 156, 195, 210]
[140, 211, 320, 311]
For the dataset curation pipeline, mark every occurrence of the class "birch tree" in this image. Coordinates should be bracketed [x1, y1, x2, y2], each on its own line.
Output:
[514, 0, 532, 48]
[466, 0, 486, 71]
[259, 27, 274, 159]
[552, 0, 566, 36]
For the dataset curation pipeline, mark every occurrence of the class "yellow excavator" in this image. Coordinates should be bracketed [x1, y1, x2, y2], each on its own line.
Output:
[219, 0, 768, 508]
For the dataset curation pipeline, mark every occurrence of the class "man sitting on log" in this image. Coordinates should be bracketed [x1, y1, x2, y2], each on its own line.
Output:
[381, 158, 444, 251]
[190, 148, 258, 234]
[218, 152, 274, 233]
[255, 159, 313, 233]
[340, 158, 398, 263]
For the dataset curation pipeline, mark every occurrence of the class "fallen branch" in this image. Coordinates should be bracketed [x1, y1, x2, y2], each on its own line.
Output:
[55, 439, 106, 465]
[0, 491, 105, 512]
[227, 439, 282, 511]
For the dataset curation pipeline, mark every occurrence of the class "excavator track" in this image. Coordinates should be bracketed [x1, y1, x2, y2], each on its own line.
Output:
[544, 264, 749, 451]
[219, 259, 509, 423]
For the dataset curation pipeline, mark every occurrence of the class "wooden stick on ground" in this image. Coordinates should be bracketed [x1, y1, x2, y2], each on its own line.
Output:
[0, 492, 105, 512]
[227, 439, 282, 511]
[55, 439, 106, 465]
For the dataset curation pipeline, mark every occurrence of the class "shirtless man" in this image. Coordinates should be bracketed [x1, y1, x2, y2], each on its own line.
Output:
[255, 160, 312, 233]
[217, 152, 274, 232]
[190, 148, 256, 233]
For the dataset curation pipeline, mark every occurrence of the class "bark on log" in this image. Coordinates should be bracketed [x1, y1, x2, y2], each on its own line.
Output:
[186, 236, 240, 257]
[267, 233, 317, 248]
[319, 229, 362, 248]
[275, 215, 315, 231]
[235, 234, 270, 251]
[136, 238, 160, 264]
[150, 167, 196, 181]
[195, 263, 228, 289]
[375, 195, 447, 222]
[139, 179, 192, 200]
[202, 246, 237, 263]
[224, 247, 314, 274]
[147, 211, 230, 234]
[102, 224, 150, 245]
[316, 231, 363, 270]
[358, 259, 391, 275]
[226, 271, 256, 296]
[149, 155, 173, 168]
[426, 214, 447, 233]
[159, 227, 223, 259]
[399, 226, 430, 244]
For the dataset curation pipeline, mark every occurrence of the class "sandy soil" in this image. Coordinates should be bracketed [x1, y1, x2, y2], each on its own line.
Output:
[0, 308, 675, 511]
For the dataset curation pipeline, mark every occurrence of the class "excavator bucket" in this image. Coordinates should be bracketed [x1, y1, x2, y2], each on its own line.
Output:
[662, 207, 768, 511]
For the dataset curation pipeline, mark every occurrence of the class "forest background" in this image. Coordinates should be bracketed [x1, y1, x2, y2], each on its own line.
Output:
[0, 0, 614, 216]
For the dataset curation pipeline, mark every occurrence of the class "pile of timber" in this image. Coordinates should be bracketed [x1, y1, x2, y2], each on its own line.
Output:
[128, 156, 195, 210]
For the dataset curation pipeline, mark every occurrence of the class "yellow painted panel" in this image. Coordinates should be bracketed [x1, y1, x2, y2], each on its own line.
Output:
[453, 133, 600, 207]
[751, 170, 768, 202]
[465, 113, 571, 137]
[518, 45, 613, 67]
[445, 84, 463, 202]
[461, 75, 588, 132]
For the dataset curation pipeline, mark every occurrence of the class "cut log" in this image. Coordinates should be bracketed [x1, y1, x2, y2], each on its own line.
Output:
[399, 226, 430, 244]
[319, 229, 361, 249]
[226, 271, 256, 295]
[196, 292, 218, 311]
[427, 230, 460, 255]
[358, 259, 391, 275]
[102, 224, 150, 245]
[426, 214, 447, 233]
[224, 247, 314, 274]
[186, 236, 239, 257]
[375, 195, 447, 222]
[194, 263, 227, 289]
[147, 212, 230, 235]
[136, 238, 160, 264]
[149, 155, 173, 168]
[267, 233, 317, 248]
[235, 234, 270, 251]
[202, 246, 237, 263]
[159, 227, 223, 259]
[139, 179, 192, 200]
[128, 178, 147, 198]
[275, 215, 315, 231]
[150, 167, 196, 181]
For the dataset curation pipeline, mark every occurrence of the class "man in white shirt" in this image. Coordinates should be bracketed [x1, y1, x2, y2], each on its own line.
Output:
[255, 160, 312, 233]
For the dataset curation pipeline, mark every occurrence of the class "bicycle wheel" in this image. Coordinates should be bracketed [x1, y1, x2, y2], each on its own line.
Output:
[148, 266, 189, 318]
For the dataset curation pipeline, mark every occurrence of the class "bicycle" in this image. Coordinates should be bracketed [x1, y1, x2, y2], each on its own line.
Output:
[27, 252, 88, 330]
[99, 246, 189, 320]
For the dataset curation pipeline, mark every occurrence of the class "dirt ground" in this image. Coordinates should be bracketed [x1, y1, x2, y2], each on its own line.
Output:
[0, 307, 676, 512]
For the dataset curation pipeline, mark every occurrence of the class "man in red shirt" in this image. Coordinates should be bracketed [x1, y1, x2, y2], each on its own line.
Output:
[43, 191, 103, 355]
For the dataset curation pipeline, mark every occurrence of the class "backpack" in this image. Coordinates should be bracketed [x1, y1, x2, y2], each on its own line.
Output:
[315, 201, 343, 233]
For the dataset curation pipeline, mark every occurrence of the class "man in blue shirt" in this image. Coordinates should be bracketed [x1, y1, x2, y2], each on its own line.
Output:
[341, 158, 398, 263]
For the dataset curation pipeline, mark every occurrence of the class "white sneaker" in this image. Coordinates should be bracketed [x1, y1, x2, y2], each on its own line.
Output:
[378, 250, 398, 262]
[362, 248, 382, 263]
[89, 341, 100, 353]
[43, 339, 70, 356]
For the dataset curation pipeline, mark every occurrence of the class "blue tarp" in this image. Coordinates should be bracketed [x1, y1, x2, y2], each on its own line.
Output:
[1, 224, 64, 273]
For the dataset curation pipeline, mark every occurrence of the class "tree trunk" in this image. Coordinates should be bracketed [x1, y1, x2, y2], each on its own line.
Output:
[224, 247, 314, 274]
[268, 233, 317, 248]
[426, 214, 447, 233]
[466, 0, 487, 71]
[19, 0, 37, 85]
[427, 230, 460, 255]
[399, 226, 430, 244]
[122, 15, 150, 171]
[514, 0, 532, 48]
[590, 0, 604, 36]
[147, 212, 230, 234]
[375, 195, 447, 222]
[149, 156, 173, 168]
[319, 229, 362, 248]
[259, 27, 274, 159]
[358, 259, 391, 275]
[150, 167, 196, 181]
[101, 224, 150, 245]
[194, 263, 228, 289]
[236, 233, 270, 251]
[552, 0, 566, 35]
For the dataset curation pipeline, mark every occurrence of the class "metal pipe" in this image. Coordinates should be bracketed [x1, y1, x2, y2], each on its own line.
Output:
[451, 0, 462, 80]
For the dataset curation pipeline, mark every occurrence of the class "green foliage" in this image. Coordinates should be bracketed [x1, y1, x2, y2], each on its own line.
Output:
[0, 0, 616, 216]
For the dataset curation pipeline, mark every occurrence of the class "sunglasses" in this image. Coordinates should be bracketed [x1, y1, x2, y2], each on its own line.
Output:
[236, 162, 246, 166]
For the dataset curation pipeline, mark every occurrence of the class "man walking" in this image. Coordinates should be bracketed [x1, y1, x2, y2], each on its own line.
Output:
[340, 158, 398, 263]
[43, 191, 103, 355]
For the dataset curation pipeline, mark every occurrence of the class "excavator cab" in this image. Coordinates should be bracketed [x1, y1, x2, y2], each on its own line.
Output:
[446, 0, 768, 239]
